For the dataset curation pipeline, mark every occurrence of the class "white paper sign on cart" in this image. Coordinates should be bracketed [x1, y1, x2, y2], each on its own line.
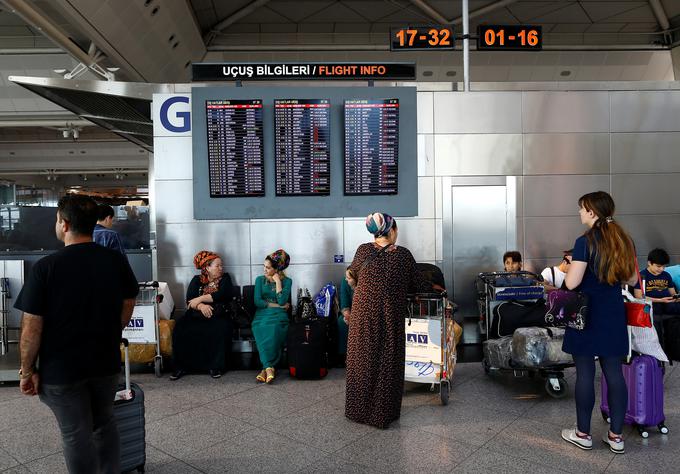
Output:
[122, 305, 156, 343]
[405, 318, 442, 362]
[404, 318, 443, 384]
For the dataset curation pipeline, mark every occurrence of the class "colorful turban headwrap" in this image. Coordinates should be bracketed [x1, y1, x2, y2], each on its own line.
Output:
[268, 249, 290, 272]
[193, 250, 220, 285]
[365, 212, 395, 237]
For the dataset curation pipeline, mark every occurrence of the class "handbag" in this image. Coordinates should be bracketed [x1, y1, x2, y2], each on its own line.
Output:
[229, 298, 252, 329]
[545, 289, 588, 330]
[625, 256, 652, 328]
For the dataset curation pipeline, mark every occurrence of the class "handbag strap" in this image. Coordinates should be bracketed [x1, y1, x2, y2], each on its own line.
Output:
[634, 255, 644, 297]
[359, 244, 391, 279]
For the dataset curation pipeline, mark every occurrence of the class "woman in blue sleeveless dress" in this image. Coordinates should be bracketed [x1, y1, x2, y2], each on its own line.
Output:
[561, 191, 638, 455]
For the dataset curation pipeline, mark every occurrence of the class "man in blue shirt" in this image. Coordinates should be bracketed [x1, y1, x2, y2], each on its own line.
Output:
[634, 248, 680, 336]
[93, 204, 126, 255]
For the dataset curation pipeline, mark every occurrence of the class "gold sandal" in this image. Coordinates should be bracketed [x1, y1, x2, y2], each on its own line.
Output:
[265, 367, 275, 384]
[256, 369, 267, 383]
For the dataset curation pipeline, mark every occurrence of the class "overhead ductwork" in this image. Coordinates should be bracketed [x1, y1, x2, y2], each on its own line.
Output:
[8, 76, 174, 151]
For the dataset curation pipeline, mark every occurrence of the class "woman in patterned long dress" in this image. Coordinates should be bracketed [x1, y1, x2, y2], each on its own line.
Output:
[345, 213, 428, 429]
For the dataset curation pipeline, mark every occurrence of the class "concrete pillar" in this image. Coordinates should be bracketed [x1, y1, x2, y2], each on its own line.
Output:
[672, 46, 680, 81]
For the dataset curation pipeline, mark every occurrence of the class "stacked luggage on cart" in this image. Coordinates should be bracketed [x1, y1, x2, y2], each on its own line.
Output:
[476, 271, 573, 398]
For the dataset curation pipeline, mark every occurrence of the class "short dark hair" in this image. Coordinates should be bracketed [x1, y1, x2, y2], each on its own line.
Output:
[503, 251, 522, 263]
[648, 248, 670, 266]
[57, 194, 98, 236]
[96, 204, 115, 221]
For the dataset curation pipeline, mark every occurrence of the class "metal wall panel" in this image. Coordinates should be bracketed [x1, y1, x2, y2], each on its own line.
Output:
[434, 177, 443, 219]
[158, 265, 252, 311]
[342, 218, 436, 263]
[523, 175, 610, 217]
[524, 217, 585, 259]
[611, 91, 680, 132]
[417, 92, 434, 134]
[417, 134, 435, 177]
[0, 260, 23, 327]
[250, 263, 345, 306]
[522, 91, 609, 133]
[523, 134, 610, 175]
[418, 177, 435, 218]
[156, 222, 251, 268]
[616, 215, 680, 256]
[434, 134, 522, 176]
[612, 174, 680, 214]
[153, 136, 193, 180]
[433, 92, 522, 134]
[435, 219, 443, 261]
[155, 180, 193, 224]
[611, 133, 680, 174]
[396, 218, 437, 262]
[249, 220, 344, 265]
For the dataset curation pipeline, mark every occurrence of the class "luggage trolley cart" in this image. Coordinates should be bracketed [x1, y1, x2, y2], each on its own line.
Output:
[476, 271, 573, 398]
[404, 292, 456, 405]
[123, 281, 163, 377]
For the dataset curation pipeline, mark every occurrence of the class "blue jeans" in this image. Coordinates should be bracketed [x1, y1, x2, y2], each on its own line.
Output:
[39, 374, 120, 474]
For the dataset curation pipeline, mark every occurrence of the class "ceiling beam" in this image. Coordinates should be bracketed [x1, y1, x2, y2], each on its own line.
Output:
[204, 0, 272, 45]
[0, 0, 97, 68]
[649, 0, 670, 31]
[408, 0, 448, 24]
[408, 0, 520, 26]
[453, 0, 518, 25]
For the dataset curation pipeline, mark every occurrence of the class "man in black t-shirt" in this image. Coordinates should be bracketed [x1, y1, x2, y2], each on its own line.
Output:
[14, 194, 138, 474]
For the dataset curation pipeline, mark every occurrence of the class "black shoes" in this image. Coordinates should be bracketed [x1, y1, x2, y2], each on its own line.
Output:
[169, 369, 186, 381]
[209, 369, 222, 379]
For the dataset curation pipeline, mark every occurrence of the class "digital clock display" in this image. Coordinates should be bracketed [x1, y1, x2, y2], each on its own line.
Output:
[390, 26, 454, 51]
[477, 25, 542, 51]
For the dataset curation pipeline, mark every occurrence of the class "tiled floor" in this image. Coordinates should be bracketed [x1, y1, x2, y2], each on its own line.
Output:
[2, 361, 680, 473]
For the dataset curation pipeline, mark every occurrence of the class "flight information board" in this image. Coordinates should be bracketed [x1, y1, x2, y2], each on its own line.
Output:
[206, 99, 265, 197]
[274, 99, 330, 196]
[344, 98, 399, 195]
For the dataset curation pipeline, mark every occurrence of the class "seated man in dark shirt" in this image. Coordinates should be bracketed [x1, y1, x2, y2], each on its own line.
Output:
[634, 248, 680, 334]
[15, 194, 138, 473]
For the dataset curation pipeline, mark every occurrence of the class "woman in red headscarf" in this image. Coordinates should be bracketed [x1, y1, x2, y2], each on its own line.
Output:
[170, 251, 235, 380]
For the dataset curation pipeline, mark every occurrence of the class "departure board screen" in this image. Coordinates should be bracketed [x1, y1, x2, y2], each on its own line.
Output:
[206, 99, 265, 197]
[274, 99, 330, 196]
[344, 99, 399, 195]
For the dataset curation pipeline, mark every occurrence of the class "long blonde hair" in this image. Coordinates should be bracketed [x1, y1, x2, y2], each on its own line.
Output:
[579, 191, 635, 285]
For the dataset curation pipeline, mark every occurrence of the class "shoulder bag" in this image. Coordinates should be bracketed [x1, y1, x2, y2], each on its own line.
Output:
[625, 256, 652, 328]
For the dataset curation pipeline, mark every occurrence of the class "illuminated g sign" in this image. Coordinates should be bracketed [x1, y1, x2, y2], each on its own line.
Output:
[159, 96, 190, 133]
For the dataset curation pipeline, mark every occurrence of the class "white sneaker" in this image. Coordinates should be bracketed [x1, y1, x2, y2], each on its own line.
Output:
[561, 428, 593, 450]
[602, 432, 625, 454]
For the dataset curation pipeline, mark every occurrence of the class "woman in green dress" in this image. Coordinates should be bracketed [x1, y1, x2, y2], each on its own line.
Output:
[337, 267, 356, 364]
[252, 249, 292, 384]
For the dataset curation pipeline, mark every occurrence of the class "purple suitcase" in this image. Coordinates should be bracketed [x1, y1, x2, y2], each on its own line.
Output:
[600, 354, 669, 437]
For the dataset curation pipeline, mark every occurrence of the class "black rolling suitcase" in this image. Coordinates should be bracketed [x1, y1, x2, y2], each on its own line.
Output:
[116, 339, 146, 473]
[287, 318, 329, 379]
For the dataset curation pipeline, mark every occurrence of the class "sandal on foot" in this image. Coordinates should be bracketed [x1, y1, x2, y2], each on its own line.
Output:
[256, 370, 267, 383]
[265, 367, 275, 384]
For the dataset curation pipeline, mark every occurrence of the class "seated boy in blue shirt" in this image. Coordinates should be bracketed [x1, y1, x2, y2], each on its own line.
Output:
[634, 248, 680, 319]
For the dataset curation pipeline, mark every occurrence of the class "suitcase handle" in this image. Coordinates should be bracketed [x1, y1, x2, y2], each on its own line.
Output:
[139, 281, 159, 288]
[121, 338, 131, 393]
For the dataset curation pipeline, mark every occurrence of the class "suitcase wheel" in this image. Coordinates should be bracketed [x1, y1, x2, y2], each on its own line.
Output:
[659, 424, 669, 435]
[637, 425, 649, 438]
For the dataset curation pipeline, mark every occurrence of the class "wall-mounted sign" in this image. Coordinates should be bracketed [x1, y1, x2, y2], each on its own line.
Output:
[477, 25, 542, 51]
[192, 63, 416, 81]
[390, 26, 454, 51]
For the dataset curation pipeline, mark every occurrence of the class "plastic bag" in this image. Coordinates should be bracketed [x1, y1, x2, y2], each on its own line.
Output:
[511, 327, 572, 367]
[483, 336, 513, 369]
[313, 283, 337, 318]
